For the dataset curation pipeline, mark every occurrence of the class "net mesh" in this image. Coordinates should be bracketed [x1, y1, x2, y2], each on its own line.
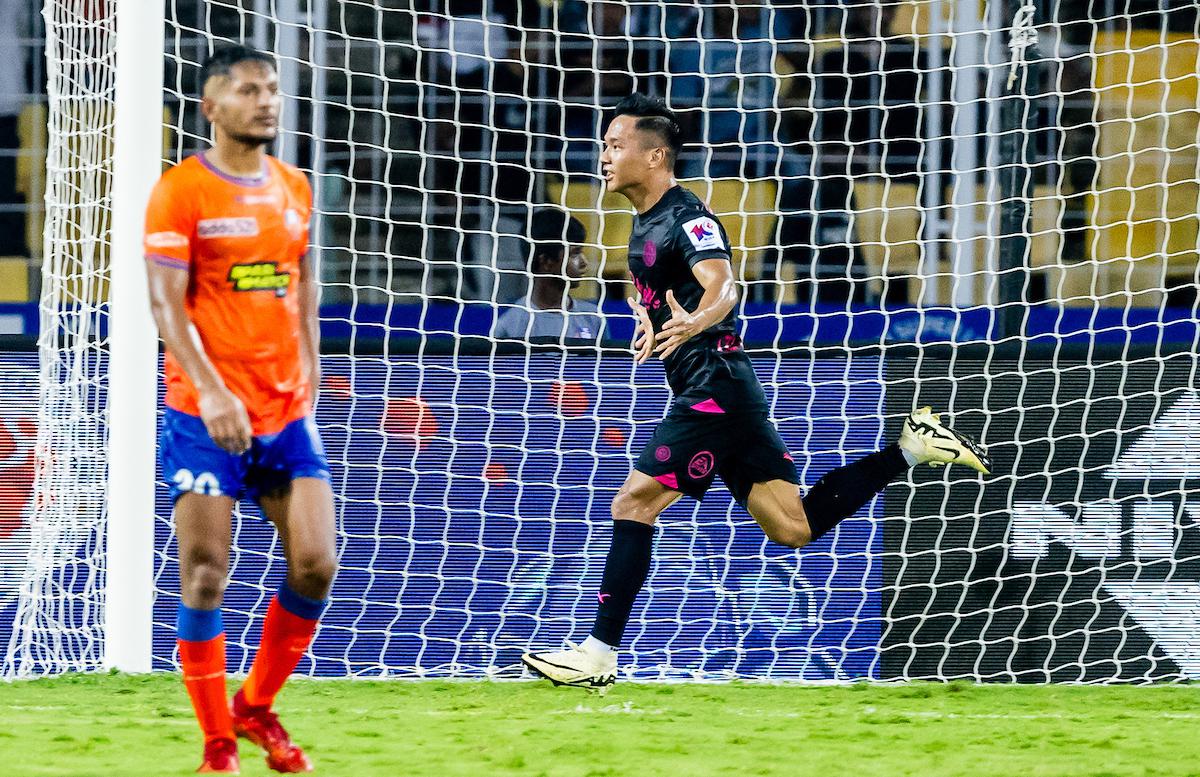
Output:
[3, 0, 113, 676]
[6, 1, 1200, 682]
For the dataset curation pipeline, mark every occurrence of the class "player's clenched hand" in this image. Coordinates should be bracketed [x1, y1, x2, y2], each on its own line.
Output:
[654, 290, 702, 360]
[198, 386, 253, 455]
[628, 297, 655, 364]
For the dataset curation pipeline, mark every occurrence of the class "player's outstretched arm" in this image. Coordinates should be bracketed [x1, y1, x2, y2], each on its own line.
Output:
[627, 296, 656, 364]
[654, 258, 738, 359]
[146, 261, 252, 453]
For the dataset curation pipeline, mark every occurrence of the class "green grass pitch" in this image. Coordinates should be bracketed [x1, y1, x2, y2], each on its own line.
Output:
[3, 673, 1198, 776]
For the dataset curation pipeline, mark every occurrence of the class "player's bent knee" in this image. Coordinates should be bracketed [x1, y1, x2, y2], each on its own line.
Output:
[288, 552, 337, 598]
[610, 487, 658, 525]
[181, 560, 229, 607]
[610, 490, 633, 521]
[765, 521, 811, 549]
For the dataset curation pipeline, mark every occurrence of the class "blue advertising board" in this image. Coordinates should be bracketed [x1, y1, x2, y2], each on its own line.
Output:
[1, 351, 884, 680]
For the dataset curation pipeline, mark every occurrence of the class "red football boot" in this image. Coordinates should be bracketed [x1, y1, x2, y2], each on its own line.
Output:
[230, 689, 313, 773]
[197, 737, 240, 774]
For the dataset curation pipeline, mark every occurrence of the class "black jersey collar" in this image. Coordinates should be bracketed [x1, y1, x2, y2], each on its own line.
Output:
[638, 184, 684, 219]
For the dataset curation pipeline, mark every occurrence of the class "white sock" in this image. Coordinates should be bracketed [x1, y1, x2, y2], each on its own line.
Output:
[581, 635, 615, 656]
[901, 447, 919, 467]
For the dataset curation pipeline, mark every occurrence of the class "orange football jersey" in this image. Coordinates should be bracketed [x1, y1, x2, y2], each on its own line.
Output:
[144, 152, 313, 436]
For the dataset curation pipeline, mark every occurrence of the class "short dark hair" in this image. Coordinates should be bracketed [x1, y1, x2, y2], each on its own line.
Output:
[611, 92, 683, 168]
[199, 43, 276, 93]
[528, 207, 586, 270]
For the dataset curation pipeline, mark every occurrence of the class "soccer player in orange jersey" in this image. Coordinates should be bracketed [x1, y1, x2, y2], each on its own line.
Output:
[144, 44, 332, 774]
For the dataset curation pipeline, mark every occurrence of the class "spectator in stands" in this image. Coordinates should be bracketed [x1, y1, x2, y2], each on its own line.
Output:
[493, 207, 603, 342]
[418, 0, 520, 216]
[668, 0, 778, 178]
[773, 3, 923, 303]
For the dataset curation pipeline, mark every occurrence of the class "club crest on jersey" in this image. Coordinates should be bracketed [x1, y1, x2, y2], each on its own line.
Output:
[198, 217, 259, 239]
[228, 261, 291, 297]
[682, 216, 724, 251]
[284, 208, 304, 238]
[643, 240, 657, 267]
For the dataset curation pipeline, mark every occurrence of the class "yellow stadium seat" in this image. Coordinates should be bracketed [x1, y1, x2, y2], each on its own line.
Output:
[545, 176, 777, 286]
[944, 184, 1090, 305]
[889, 1, 948, 40]
[544, 175, 633, 281]
[0, 255, 28, 301]
[851, 178, 922, 301]
[679, 178, 777, 284]
[17, 102, 47, 259]
[1090, 30, 1200, 306]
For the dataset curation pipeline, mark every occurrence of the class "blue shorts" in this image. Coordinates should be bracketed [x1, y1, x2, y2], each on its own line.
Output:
[160, 408, 331, 504]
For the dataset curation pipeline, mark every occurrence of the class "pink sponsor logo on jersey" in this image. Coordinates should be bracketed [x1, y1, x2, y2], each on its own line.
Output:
[632, 275, 661, 310]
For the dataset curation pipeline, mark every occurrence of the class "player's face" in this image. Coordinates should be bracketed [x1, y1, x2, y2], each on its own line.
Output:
[601, 115, 662, 194]
[203, 61, 281, 146]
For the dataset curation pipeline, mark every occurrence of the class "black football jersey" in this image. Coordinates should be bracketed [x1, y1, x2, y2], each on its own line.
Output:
[628, 185, 768, 413]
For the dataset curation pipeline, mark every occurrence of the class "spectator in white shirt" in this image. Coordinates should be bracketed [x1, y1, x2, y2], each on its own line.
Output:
[494, 208, 604, 343]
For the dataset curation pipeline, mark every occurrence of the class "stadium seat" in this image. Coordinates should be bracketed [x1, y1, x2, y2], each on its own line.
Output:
[546, 176, 777, 290]
[545, 175, 633, 282]
[679, 178, 777, 285]
[850, 178, 922, 303]
[0, 255, 28, 302]
[17, 102, 46, 262]
[1091, 30, 1200, 307]
[946, 183, 1091, 306]
[1027, 184, 1096, 305]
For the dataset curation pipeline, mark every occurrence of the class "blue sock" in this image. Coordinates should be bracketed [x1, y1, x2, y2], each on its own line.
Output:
[177, 603, 223, 642]
[276, 581, 327, 621]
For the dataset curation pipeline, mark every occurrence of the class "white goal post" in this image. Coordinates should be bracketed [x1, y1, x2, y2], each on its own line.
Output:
[105, 0, 166, 673]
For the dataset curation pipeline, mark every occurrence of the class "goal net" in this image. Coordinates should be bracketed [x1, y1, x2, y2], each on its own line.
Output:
[5, 0, 1200, 683]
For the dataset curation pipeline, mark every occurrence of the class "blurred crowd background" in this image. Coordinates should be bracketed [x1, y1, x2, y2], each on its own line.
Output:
[2, 1, 1197, 326]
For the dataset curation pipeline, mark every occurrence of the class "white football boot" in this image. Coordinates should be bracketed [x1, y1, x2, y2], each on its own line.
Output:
[899, 406, 992, 475]
[522, 641, 617, 694]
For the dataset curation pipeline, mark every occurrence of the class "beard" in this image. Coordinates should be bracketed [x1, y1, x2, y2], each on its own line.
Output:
[227, 129, 275, 148]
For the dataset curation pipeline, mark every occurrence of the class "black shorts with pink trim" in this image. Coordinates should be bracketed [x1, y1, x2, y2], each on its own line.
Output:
[633, 403, 799, 506]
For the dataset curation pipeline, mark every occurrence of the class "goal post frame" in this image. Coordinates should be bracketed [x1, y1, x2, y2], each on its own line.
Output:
[104, 0, 166, 673]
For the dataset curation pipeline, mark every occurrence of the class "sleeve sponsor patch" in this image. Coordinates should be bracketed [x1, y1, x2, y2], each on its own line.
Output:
[682, 216, 725, 251]
[144, 230, 189, 249]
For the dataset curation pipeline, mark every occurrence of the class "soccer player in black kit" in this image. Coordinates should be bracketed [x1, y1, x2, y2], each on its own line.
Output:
[523, 94, 991, 691]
